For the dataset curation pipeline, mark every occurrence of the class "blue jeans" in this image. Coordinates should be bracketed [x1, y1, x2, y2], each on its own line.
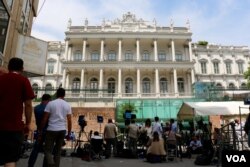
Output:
[44, 130, 66, 167]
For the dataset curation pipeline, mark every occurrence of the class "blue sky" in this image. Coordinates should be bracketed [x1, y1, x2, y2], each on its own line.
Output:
[31, 0, 250, 47]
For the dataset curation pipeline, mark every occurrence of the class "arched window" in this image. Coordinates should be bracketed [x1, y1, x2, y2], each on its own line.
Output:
[215, 83, 223, 89]
[72, 77, 80, 93]
[73, 50, 82, 61]
[142, 78, 150, 94]
[32, 83, 39, 96]
[108, 78, 115, 94]
[125, 78, 133, 94]
[240, 83, 247, 89]
[45, 83, 53, 94]
[228, 83, 235, 89]
[160, 78, 168, 94]
[177, 78, 184, 93]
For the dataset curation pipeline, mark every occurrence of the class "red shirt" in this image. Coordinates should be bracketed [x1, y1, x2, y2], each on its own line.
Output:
[0, 72, 35, 131]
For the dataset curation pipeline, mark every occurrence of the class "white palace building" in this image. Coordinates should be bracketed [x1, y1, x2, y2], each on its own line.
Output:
[29, 12, 250, 113]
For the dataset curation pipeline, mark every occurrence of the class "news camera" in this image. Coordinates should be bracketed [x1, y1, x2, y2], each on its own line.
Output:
[78, 115, 87, 131]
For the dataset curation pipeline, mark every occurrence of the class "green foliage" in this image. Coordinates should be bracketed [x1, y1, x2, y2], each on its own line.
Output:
[197, 41, 208, 46]
[244, 66, 250, 88]
[116, 103, 136, 121]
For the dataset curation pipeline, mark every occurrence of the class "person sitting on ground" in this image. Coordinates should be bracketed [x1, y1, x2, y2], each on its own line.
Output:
[90, 131, 104, 159]
[187, 136, 202, 158]
[91, 131, 103, 140]
[146, 131, 166, 163]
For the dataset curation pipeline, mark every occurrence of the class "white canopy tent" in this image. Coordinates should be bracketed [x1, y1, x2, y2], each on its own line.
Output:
[177, 101, 250, 120]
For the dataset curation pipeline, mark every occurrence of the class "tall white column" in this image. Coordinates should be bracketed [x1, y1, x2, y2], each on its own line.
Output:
[62, 68, 66, 88]
[80, 69, 85, 89]
[118, 69, 122, 97]
[136, 39, 140, 61]
[67, 45, 72, 61]
[66, 73, 69, 89]
[118, 40, 122, 61]
[137, 68, 141, 97]
[171, 39, 175, 61]
[187, 73, 191, 95]
[64, 40, 69, 60]
[173, 68, 178, 96]
[82, 40, 86, 61]
[154, 40, 158, 61]
[188, 40, 192, 62]
[100, 40, 104, 61]
[155, 68, 159, 97]
[191, 68, 195, 84]
[99, 69, 103, 97]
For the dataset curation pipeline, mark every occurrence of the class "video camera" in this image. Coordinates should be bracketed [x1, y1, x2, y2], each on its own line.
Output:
[78, 115, 87, 131]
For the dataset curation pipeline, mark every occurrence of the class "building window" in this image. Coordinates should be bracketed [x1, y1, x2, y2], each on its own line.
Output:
[0, 1, 9, 54]
[240, 83, 247, 89]
[73, 51, 82, 61]
[45, 83, 53, 94]
[142, 51, 150, 61]
[108, 78, 115, 94]
[108, 52, 116, 61]
[225, 62, 232, 74]
[160, 78, 168, 94]
[142, 78, 150, 94]
[72, 78, 80, 93]
[228, 83, 235, 89]
[215, 83, 223, 89]
[177, 78, 184, 93]
[91, 53, 99, 61]
[125, 52, 133, 61]
[90, 78, 98, 92]
[176, 53, 183, 61]
[213, 62, 220, 74]
[238, 62, 244, 74]
[158, 52, 166, 61]
[47, 62, 54, 74]
[201, 62, 207, 74]
[125, 78, 133, 94]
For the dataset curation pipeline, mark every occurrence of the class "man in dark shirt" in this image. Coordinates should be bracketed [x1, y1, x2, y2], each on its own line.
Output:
[28, 94, 51, 167]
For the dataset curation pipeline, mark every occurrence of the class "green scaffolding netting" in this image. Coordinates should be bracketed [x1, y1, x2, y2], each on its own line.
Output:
[115, 98, 206, 123]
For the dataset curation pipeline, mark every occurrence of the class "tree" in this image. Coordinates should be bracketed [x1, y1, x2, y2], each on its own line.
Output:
[116, 102, 136, 121]
[244, 66, 250, 88]
[197, 41, 208, 46]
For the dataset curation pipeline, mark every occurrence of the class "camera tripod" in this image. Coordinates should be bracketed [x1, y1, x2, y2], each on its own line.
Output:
[72, 126, 91, 154]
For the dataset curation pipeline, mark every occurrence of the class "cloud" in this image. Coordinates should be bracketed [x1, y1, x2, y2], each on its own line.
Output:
[31, 0, 250, 47]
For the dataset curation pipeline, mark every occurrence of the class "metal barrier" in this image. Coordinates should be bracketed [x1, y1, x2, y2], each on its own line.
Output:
[217, 122, 249, 166]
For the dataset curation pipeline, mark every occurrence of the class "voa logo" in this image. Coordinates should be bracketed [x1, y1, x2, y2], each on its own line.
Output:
[226, 155, 246, 162]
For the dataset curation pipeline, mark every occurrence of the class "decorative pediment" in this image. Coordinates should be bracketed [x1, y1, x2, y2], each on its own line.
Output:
[113, 12, 143, 25]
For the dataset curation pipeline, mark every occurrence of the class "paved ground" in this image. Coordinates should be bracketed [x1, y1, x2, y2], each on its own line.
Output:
[15, 149, 216, 167]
